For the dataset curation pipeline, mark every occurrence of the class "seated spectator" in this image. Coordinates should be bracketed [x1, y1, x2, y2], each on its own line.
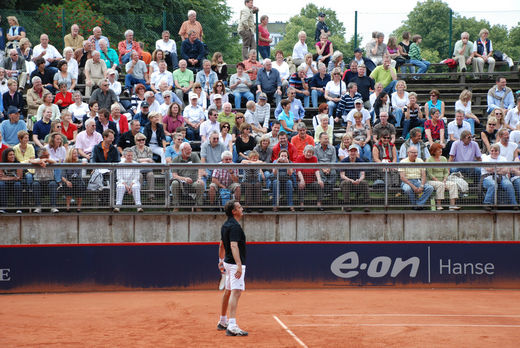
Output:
[424, 108, 446, 148]
[162, 102, 184, 142]
[60, 110, 77, 144]
[277, 99, 298, 137]
[156, 30, 179, 70]
[84, 51, 106, 97]
[92, 77, 119, 112]
[117, 29, 142, 65]
[271, 149, 294, 211]
[336, 82, 362, 124]
[352, 48, 376, 76]
[241, 150, 265, 211]
[92, 129, 119, 163]
[196, 59, 218, 97]
[3, 79, 25, 119]
[242, 100, 261, 139]
[315, 132, 337, 197]
[201, 130, 227, 168]
[210, 52, 228, 84]
[191, 83, 207, 110]
[372, 112, 396, 143]
[0, 106, 27, 146]
[200, 109, 220, 143]
[209, 151, 241, 208]
[372, 92, 393, 125]
[399, 146, 434, 209]
[43, 122, 68, 148]
[272, 50, 290, 90]
[373, 129, 397, 164]
[207, 93, 224, 115]
[129, 132, 155, 199]
[505, 97, 520, 131]
[178, 10, 204, 41]
[63, 47, 79, 81]
[337, 133, 353, 161]
[0, 148, 23, 213]
[123, 51, 150, 96]
[96, 108, 119, 145]
[74, 40, 93, 84]
[30, 148, 59, 214]
[26, 76, 50, 120]
[151, 61, 174, 94]
[481, 144, 516, 209]
[218, 103, 236, 131]
[6, 16, 26, 50]
[398, 31, 413, 73]
[210, 80, 229, 106]
[183, 93, 205, 141]
[408, 35, 430, 75]
[426, 142, 461, 211]
[32, 106, 53, 153]
[75, 119, 102, 160]
[292, 31, 308, 66]
[18, 38, 34, 73]
[340, 145, 369, 211]
[165, 132, 184, 162]
[342, 60, 358, 84]
[289, 65, 311, 108]
[370, 55, 397, 93]
[32, 34, 62, 69]
[496, 129, 519, 161]
[61, 147, 86, 212]
[347, 111, 372, 162]
[315, 34, 333, 66]
[35, 93, 59, 124]
[113, 149, 143, 213]
[68, 91, 89, 125]
[487, 76, 514, 114]
[256, 58, 282, 105]
[401, 92, 424, 140]
[314, 114, 333, 143]
[54, 82, 73, 110]
[235, 123, 257, 162]
[64, 24, 84, 50]
[345, 99, 371, 130]
[4, 48, 27, 90]
[424, 89, 446, 122]
[309, 62, 329, 108]
[242, 49, 263, 87]
[254, 134, 273, 165]
[157, 88, 181, 114]
[53, 59, 76, 92]
[143, 112, 166, 163]
[325, 67, 347, 117]
[399, 127, 430, 161]
[296, 145, 324, 211]
[472, 29, 495, 74]
[13, 131, 35, 186]
[312, 103, 333, 132]
[170, 142, 205, 211]
[481, 117, 498, 155]
[350, 64, 374, 108]
[453, 32, 473, 72]
[386, 36, 400, 69]
[138, 41, 152, 65]
[230, 62, 254, 109]
[173, 59, 194, 103]
[29, 58, 56, 93]
[449, 130, 482, 184]
[0, 133, 11, 161]
[118, 119, 141, 153]
[181, 30, 205, 73]
[390, 80, 410, 127]
[275, 88, 305, 122]
[272, 131, 297, 162]
[291, 122, 315, 157]
[327, 51, 345, 74]
[447, 110, 471, 155]
[266, 121, 281, 147]
[98, 39, 119, 71]
[368, 81, 383, 114]
[366, 32, 387, 66]
[88, 26, 109, 51]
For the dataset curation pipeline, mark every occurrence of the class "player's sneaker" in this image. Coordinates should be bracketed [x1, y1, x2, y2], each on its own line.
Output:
[217, 322, 228, 331]
[226, 326, 248, 336]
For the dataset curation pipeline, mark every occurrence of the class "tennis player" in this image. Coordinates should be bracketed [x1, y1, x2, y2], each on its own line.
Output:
[217, 199, 248, 336]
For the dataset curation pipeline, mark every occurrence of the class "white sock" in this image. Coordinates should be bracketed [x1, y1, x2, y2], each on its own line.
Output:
[228, 318, 236, 328]
[220, 315, 227, 323]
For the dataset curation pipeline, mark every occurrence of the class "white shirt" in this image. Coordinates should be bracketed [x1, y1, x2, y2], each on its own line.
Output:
[391, 91, 409, 112]
[155, 39, 177, 55]
[510, 130, 520, 145]
[33, 44, 62, 66]
[498, 142, 518, 161]
[325, 80, 346, 98]
[109, 80, 122, 100]
[301, 61, 317, 79]
[68, 102, 89, 122]
[65, 57, 79, 80]
[272, 61, 290, 81]
[117, 160, 140, 184]
[137, 100, 160, 114]
[455, 100, 472, 117]
[345, 108, 371, 124]
[292, 41, 308, 61]
[505, 108, 520, 129]
[447, 120, 471, 139]
[183, 104, 206, 124]
[481, 154, 506, 175]
[151, 70, 174, 89]
[200, 120, 220, 141]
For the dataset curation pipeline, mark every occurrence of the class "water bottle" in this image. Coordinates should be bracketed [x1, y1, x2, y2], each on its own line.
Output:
[430, 198, 436, 211]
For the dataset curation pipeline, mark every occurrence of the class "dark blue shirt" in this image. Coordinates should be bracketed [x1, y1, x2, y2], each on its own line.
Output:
[181, 38, 205, 62]
[33, 119, 51, 141]
[309, 73, 331, 89]
[340, 156, 365, 180]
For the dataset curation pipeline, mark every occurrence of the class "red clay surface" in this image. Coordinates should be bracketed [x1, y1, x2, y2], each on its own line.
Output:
[1, 288, 520, 347]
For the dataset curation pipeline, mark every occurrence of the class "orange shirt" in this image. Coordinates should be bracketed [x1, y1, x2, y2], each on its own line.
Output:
[242, 59, 263, 81]
[178, 21, 204, 40]
[291, 134, 315, 157]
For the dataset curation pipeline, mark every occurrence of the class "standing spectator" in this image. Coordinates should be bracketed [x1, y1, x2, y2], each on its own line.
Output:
[98, 39, 119, 71]
[481, 144, 516, 209]
[123, 51, 150, 96]
[258, 15, 272, 60]
[238, 0, 258, 60]
[487, 76, 514, 114]
[401, 92, 424, 140]
[309, 62, 330, 108]
[64, 24, 84, 50]
[292, 31, 308, 66]
[427, 143, 461, 211]
[181, 30, 205, 73]
[156, 30, 178, 70]
[366, 32, 387, 66]
[230, 62, 254, 109]
[32, 34, 62, 69]
[324, 67, 347, 117]
[173, 59, 194, 102]
[170, 143, 205, 211]
[399, 147, 434, 209]
[118, 30, 142, 65]
[453, 32, 473, 72]
[178, 10, 204, 41]
[340, 145, 369, 211]
[314, 12, 331, 42]
[3, 48, 27, 90]
[472, 29, 495, 74]
[113, 149, 143, 213]
[211, 53, 228, 84]
[256, 59, 282, 105]
[449, 130, 482, 184]
[296, 145, 324, 211]
[408, 35, 430, 75]
[84, 51, 107, 97]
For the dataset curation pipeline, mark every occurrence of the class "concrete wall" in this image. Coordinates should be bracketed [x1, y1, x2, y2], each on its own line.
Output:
[1, 212, 519, 244]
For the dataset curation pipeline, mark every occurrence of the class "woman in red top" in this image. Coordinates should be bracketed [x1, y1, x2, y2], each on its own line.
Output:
[296, 145, 324, 211]
[54, 82, 73, 110]
[424, 107, 445, 148]
[315, 33, 333, 66]
[257, 15, 272, 60]
[60, 110, 77, 143]
[109, 103, 129, 135]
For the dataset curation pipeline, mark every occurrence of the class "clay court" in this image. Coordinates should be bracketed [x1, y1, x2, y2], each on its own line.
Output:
[2, 288, 520, 347]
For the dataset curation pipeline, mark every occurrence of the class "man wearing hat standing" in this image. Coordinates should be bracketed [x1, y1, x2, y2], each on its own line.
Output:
[339, 145, 370, 211]
[315, 13, 331, 42]
[0, 106, 27, 146]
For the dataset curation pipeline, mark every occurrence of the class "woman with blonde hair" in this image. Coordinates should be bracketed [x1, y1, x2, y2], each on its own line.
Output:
[6, 16, 26, 49]
[480, 117, 498, 154]
[61, 147, 86, 212]
[338, 133, 354, 161]
[149, 49, 165, 74]
[210, 52, 228, 83]
[327, 50, 345, 74]
[489, 108, 506, 131]
[455, 89, 479, 134]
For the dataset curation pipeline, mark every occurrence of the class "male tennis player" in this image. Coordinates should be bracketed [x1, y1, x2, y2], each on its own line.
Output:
[217, 199, 248, 336]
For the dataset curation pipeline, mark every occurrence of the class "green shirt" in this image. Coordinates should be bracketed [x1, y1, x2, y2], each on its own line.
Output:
[409, 43, 422, 61]
[217, 112, 236, 130]
[369, 65, 396, 87]
[452, 40, 473, 58]
[426, 156, 449, 181]
[99, 48, 120, 69]
[173, 68, 194, 88]
[172, 153, 201, 181]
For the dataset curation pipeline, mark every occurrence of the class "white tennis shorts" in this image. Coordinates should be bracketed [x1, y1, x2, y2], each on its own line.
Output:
[224, 262, 246, 291]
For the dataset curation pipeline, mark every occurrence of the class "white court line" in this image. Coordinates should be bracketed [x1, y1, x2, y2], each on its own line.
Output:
[273, 315, 308, 348]
[290, 323, 520, 328]
[286, 313, 520, 318]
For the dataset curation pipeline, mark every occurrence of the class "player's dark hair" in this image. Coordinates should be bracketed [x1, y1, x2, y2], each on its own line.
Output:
[224, 199, 237, 218]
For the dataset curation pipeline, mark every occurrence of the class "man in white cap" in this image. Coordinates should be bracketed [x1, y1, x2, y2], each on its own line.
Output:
[208, 93, 224, 114]
[183, 92, 205, 141]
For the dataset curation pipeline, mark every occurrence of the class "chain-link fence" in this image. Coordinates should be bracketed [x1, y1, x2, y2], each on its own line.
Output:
[0, 162, 519, 213]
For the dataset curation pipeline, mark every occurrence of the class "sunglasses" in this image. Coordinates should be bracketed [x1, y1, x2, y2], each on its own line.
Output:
[236, 116, 244, 119]
[495, 113, 502, 115]
[383, 136, 390, 139]
[488, 123, 496, 126]
[137, 139, 146, 142]
[222, 125, 230, 129]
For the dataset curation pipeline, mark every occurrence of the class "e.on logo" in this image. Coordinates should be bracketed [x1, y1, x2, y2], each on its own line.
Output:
[0, 268, 11, 281]
[330, 251, 420, 279]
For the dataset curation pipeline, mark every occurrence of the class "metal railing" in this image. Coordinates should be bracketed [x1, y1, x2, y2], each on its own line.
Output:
[0, 162, 519, 213]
